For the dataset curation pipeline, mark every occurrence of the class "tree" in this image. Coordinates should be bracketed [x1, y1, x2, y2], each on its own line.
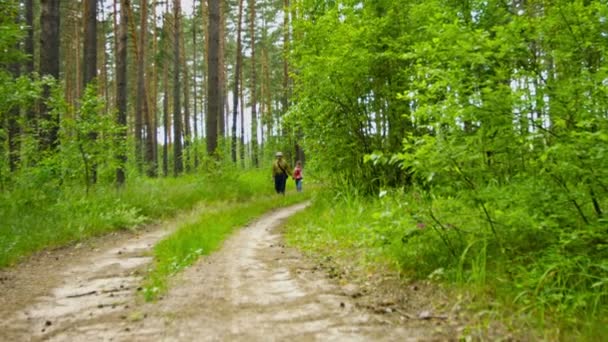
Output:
[248, 0, 258, 167]
[173, 0, 183, 175]
[6, 3, 21, 172]
[83, 0, 97, 86]
[134, 0, 156, 177]
[206, 0, 220, 155]
[231, 0, 244, 163]
[115, 0, 129, 186]
[39, 0, 61, 150]
[134, 0, 147, 173]
[146, 0, 159, 177]
[83, 0, 98, 184]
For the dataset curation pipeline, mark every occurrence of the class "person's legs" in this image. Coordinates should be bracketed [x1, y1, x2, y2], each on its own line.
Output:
[274, 175, 282, 194]
[279, 174, 287, 194]
[296, 179, 302, 192]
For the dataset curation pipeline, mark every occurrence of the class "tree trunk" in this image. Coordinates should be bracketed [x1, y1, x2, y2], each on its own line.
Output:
[99, 3, 109, 113]
[240, 48, 245, 167]
[201, 0, 208, 149]
[282, 0, 289, 115]
[218, 0, 226, 137]
[162, 4, 169, 177]
[173, 0, 183, 175]
[139, 0, 155, 177]
[206, 0, 220, 156]
[180, 25, 191, 172]
[83, 0, 97, 86]
[8, 9, 20, 172]
[39, 0, 61, 150]
[83, 0, 98, 184]
[249, 0, 258, 167]
[23, 0, 35, 128]
[149, 0, 159, 176]
[192, 1, 199, 168]
[116, 0, 129, 186]
[24, 0, 34, 74]
[134, 0, 147, 173]
[231, 0, 244, 164]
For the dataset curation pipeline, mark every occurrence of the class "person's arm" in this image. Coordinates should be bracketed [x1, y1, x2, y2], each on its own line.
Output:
[286, 162, 293, 177]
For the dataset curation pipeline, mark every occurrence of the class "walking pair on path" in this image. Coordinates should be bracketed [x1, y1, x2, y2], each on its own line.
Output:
[271, 152, 303, 194]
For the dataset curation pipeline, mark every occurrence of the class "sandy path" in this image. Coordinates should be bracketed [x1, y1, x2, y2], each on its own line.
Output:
[0, 203, 436, 342]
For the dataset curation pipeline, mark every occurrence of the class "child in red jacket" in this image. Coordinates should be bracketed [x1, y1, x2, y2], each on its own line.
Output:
[293, 161, 303, 192]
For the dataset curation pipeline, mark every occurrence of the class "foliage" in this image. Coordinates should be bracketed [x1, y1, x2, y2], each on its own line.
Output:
[289, 0, 608, 338]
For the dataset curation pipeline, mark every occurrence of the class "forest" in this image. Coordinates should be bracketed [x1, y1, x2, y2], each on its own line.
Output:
[0, 0, 607, 340]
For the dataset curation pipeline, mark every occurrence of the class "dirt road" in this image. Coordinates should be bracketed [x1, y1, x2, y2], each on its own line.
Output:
[0, 203, 446, 341]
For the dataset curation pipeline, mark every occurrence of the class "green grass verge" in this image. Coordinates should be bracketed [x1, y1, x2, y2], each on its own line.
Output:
[283, 189, 608, 341]
[143, 190, 313, 301]
[0, 169, 273, 268]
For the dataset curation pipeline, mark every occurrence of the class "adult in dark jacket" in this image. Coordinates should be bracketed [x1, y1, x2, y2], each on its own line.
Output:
[271, 152, 292, 194]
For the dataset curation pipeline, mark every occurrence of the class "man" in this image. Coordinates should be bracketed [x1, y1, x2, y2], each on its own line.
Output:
[272, 151, 292, 194]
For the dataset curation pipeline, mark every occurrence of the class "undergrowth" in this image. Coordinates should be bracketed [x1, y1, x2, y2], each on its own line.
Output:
[0, 168, 273, 268]
[143, 191, 312, 301]
[284, 187, 608, 341]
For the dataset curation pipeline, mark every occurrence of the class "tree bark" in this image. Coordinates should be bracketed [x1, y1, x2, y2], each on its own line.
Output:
[83, 0, 97, 86]
[206, 0, 220, 155]
[180, 24, 191, 172]
[83, 0, 98, 184]
[173, 0, 183, 175]
[134, 0, 147, 173]
[249, 0, 258, 167]
[192, 1, 199, 168]
[24, 0, 34, 74]
[240, 45, 245, 167]
[116, 0, 129, 186]
[39, 0, 61, 150]
[8, 8, 21, 172]
[218, 0, 226, 137]
[138, 0, 156, 177]
[232, 0, 244, 163]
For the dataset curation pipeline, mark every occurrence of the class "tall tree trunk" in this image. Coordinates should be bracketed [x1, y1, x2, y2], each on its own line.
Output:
[139, 0, 155, 177]
[8, 9, 20, 172]
[39, 0, 61, 151]
[180, 25, 191, 172]
[8, 61, 20, 171]
[282, 0, 289, 115]
[206, 0, 220, 155]
[99, 3, 109, 113]
[249, 0, 258, 167]
[173, 0, 183, 175]
[232, 0, 244, 164]
[75, 12, 82, 103]
[218, 0, 226, 137]
[192, 1, 199, 168]
[134, 0, 147, 173]
[24, 0, 35, 128]
[163, 54, 169, 177]
[162, 5, 169, 177]
[116, 0, 129, 186]
[83, 0, 97, 86]
[239, 48, 245, 167]
[24, 0, 34, 74]
[83, 0, 98, 184]
[149, 0, 159, 176]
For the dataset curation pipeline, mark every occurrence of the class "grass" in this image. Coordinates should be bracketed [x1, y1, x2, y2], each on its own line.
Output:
[0, 169, 274, 268]
[143, 190, 313, 301]
[283, 188, 608, 340]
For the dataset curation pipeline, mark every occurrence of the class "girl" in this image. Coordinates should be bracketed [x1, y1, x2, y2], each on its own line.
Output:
[293, 161, 303, 192]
